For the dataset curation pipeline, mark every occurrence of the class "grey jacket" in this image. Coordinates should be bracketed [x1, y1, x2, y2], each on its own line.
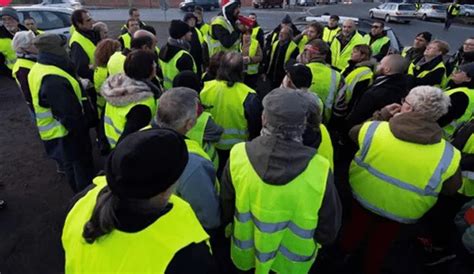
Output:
[220, 135, 342, 245]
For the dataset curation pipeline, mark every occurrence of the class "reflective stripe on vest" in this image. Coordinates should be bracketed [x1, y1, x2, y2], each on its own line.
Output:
[363, 34, 390, 56]
[229, 142, 329, 273]
[69, 31, 96, 66]
[12, 57, 35, 85]
[62, 176, 210, 273]
[120, 32, 132, 49]
[159, 50, 197, 90]
[209, 16, 240, 56]
[28, 63, 84, 140]
[322, 26, 341, 44]
[443, 87, 474, 140]
[307, 62, 341, 123]
[344, 66, 374, 104]
[200, 80, 255, 150]
[246, 38, 260, 75]
[104, 96, 156, 148]
[407, 60, 448, 88]
[107, 51, 126, 76]
[0, 37, 16, 69]
[330, 32, 366, 71]
[350, 121, 460, 223]
[268, 40, 298, 74]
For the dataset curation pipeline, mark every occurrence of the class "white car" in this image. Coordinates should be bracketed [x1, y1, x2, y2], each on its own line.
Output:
[0, 6, 73, 37]
[416, 3, 446, 21]
[369, 2, 417, 23]
[461, 4, 474, 17]
[34, 0, 82, 10]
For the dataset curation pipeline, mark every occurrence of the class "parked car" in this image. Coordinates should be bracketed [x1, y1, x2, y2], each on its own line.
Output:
[302, 15, 403, 52]
[0, 6, 72, 37]
[296, 0, 315, 6]
[253, 0, 283, 9]
[416, 3, 446, 21]
[461, 4, 474, 17]
[34, 0, 82, 10]
[179, 0, 219, 11]
[368, 2, 417, 23]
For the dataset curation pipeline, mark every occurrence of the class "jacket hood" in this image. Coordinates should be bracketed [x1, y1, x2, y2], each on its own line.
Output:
[356, 58, 378, 69]
[389, 111, 442, 144]
[101, 73, 154, 106]
[222, 0, 240, 24]
[159, 42, 188, 63]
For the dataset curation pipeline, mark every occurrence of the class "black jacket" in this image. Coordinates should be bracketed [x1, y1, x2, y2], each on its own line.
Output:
[409, 55, 446, 88]
[438, 81, 474, 128]
[37, 52, 92, 162]
[0, 24, 28, 77]
[366, 32, 390, 62]
[220, 136, 342, 245]
[345, 73, 409, 133]
[159, 43, 195, 73]
[70, 29, 100, 81]
[263, 40, 299, 88]
[264, 23, 301, 56]
[189, 27, 204, 76]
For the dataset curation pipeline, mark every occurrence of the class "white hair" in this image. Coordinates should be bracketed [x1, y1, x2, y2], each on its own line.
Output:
[11, 30, 35, 54]
[156, 87, 198, 130]
[406, 86, 451, 121]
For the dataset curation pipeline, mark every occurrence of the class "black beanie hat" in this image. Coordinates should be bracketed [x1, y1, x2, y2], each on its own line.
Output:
[282, 14, 292, 24]
[169, 20, 191, 39]
[285, 60, 312, 89]
[106, 128, 189, 199]
[173, 70, 203, 92]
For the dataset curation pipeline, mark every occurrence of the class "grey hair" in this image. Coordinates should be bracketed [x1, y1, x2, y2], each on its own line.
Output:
[92, 21, 107, 32]
[156, 87, 198, 130]
[11, 30, 35, 54]
[406, 86, 451, 121]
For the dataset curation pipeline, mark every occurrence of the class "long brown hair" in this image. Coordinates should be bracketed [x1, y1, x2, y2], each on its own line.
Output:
[94, 39, 121, 67]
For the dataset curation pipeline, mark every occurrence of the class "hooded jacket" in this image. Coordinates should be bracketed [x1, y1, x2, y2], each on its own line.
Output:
[210, 2, 241, 49]
[101, 73, 155, 143]
[220, 136, 342, 245]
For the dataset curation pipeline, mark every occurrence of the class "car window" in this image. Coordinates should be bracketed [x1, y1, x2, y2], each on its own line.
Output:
[399, 4, 416, 10]
[26, 11, 67, 30]
[385, 4, 392, 10]
[433, 5, 446, 11]
[379, 4, 386, 9]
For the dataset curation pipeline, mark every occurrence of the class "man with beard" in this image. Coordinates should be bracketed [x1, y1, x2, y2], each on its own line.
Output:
[0, 7, 28, 77]
[208, 0, 244, 56]
[401, 32, 432, 64]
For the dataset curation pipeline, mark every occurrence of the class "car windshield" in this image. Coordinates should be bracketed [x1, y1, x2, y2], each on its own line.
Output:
[432, 5, 446, 11]
[399, 4, 416, 10]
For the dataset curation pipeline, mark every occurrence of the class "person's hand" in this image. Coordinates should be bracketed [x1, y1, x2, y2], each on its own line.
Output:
[384, 103, 402, 116]
[243, 56, 250, 64]
[237, 23, 247, 33]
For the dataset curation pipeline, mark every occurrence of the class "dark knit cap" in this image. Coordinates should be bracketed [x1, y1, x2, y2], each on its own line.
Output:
[285, 60, 312, 89]
[169, 20, 191, 39]
[282, 14, 292, 24]
[33, 33, 68, 58]
[173, 70, 203, 92]
[329, 14, 340, 21]
[1, 7, 19, 22]
[417, 31, 432, 42]
[106, 128, 189, 199]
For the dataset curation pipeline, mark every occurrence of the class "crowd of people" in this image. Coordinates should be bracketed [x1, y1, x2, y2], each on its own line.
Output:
[1, 0, 474, 273]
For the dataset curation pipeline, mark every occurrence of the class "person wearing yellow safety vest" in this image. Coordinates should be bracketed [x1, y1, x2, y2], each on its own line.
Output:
[263, 26, 299, 89]
[155, 87, 221, 234]
[401, 31, 432, 64]
[23, 17, 43, 36]
[29, 33, 94, 192]
[120, 7, 146, 34]
[200, 52, 262, 175]
[264, 14, 301, 59]
[323, 15, 341, 44]
[453, 120, 474, 197]
[341, 86, 462, 274]
[330, 19, 366, 71]
[194, 6, 210, 37]
[0, 7, 28, 78]
[69, 9, 100, 82]
[333, 44, 375, 123]
[108, 33, 156, 78]
[362, 21, 390, 62]
[184, 13, 208, 77]
[220, 88, 342, 273]
[241, 31, 263, 89]
[439, 63, 474, 141]
[445, 0, 461, 31]
[118, 19, 139, 50]
[447, 37, 474, 76]
[208, 0, 243, 56]
[159, 20, 197, 90]
[303, 39, 344, 124]
[102, 50, 159, 150]
[408, 40, 449, 88]
[173, 70, 224, 169]
[248, 13, 265, 52]
[11, 30, 38, 116]
[62, 128, 217, 273]
[294, 21, 324, 54]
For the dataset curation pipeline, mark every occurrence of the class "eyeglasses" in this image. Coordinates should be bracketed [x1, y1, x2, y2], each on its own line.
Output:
[464, 42, 474, 47]
[401, 97, 412, 107]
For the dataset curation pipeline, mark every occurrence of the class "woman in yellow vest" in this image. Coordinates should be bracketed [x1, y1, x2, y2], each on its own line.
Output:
[62, 128, 217, 273]
[102, 50, 159, 149]
[407, 40, 449, 88]
[241, 31, 262, 89]
[11, 30, 38, 117]
[341, 86, 462, 274]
